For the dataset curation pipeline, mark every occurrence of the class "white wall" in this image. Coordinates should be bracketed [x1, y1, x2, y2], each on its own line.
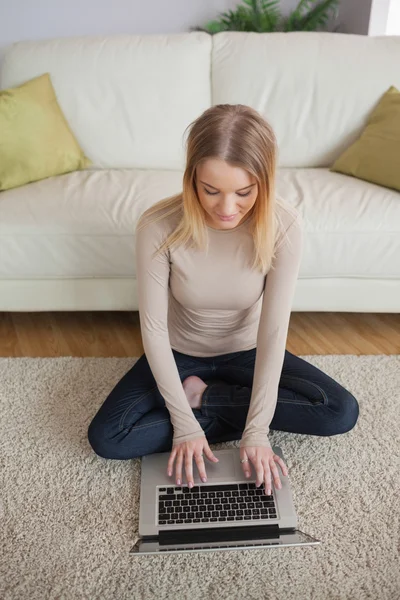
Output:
[369, 0, 400, 34]
[387, 0, 400, 34]
[0, 0, 370, 68]
[369, 0, 392, 34]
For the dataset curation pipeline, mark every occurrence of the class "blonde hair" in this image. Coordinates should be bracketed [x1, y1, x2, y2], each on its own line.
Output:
[136, 103, 293, 275]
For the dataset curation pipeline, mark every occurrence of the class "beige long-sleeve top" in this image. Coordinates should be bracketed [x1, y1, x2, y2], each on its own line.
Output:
[134, 199, 303, 449]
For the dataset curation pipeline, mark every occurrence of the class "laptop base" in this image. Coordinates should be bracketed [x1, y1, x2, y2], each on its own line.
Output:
[130, 528, 321, 555]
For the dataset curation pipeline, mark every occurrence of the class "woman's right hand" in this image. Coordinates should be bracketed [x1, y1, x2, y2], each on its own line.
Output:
[167, 436, 219, 487]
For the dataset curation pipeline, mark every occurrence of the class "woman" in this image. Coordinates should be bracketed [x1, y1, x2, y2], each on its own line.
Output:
[87, 104, 359, 496]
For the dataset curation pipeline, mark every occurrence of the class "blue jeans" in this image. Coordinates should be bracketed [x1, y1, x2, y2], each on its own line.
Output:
[87, 347, 359, 459]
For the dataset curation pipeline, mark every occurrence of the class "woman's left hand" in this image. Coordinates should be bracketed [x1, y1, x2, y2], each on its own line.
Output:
[239, 446, 288, 495]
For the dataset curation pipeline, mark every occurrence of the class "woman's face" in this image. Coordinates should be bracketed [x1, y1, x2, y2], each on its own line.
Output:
[195, 158, 258, 230]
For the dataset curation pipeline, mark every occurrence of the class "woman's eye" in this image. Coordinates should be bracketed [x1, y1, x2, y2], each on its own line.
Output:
[204, 189, 251, 197]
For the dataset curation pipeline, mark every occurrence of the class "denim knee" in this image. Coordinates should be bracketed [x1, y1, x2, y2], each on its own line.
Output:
[341, 393, 359, 433]
[325, 392, 359, 436]
[87, 419, 118, 460]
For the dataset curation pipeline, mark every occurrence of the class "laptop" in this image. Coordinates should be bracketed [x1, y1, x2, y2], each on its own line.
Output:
[130, 445, 321, 555]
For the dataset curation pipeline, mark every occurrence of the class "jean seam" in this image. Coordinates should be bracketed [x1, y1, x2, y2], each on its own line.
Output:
[201, 399, 315, 408]
[276, 399, 318, 405]
[201, 382, 215, 417]
[202, 382, 326, 411]
[213, 369, 329, 405]
[204, 403, 250, 407]
[124, 414, 210, 432]
[119, 386, 158, 430]
[279, 375, 329, 404]
[130, 418, 170, 430]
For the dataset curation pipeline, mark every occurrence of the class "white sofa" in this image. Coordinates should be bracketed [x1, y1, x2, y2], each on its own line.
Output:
[1, 31, 399, 313]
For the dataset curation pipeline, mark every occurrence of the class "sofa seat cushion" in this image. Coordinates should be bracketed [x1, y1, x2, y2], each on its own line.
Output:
[276, 168, 400, 279]
[0, 168, 184, 278]
[0, 168, 399, 279]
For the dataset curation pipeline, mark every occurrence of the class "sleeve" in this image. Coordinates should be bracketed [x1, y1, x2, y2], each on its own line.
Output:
[239, 212, 304, 450]
[134, 217, 206, 448]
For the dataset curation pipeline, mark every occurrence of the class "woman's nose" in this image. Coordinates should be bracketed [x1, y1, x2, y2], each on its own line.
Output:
[218, 203, 238, 213]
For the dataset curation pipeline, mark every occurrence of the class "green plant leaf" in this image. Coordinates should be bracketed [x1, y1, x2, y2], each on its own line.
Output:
[300, 0, 340, 30]
[260, 0, 281, 31]
[202, 20, 229, 34]
[198, 0, 338, 34]
[284, 0, 339, 32]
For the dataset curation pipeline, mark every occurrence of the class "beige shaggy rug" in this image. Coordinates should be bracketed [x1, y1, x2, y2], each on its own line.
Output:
[1, 355, 399, 600]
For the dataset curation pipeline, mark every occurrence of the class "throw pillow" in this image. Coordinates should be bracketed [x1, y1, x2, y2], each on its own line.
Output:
[0, 72, 91, 191]
[330, 85, 400, 192]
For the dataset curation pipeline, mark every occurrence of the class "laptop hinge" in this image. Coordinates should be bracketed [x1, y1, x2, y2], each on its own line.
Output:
[158, 523, 280, 546]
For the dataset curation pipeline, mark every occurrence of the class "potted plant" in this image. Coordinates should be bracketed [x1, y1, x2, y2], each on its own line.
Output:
[191, 0, 340, 34]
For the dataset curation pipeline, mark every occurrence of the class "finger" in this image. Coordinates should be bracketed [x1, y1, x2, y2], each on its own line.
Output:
[185, 451, 194, 488]
[194, 454, 207, 483]
[175, 451, 183, 486]
[254, 459, 264, 487]
[167, 449, 176, 476]
[241, 451, 252, 478]
[203, 442, 219, 463]
[269, 458, 282, 489]
[274, 455, 288, 476]
[247, 454, 261, 482]
[262, 460, 272, 495]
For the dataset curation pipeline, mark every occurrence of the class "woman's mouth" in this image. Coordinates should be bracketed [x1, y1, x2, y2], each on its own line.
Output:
[217, 213, 238, 221]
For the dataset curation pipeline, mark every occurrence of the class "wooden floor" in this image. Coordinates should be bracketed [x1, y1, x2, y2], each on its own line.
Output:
[0, 311, 399, 357]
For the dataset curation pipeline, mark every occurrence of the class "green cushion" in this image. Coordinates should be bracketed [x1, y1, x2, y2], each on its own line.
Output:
[331, 86, 400, 192]
[0, 73, 91, 191]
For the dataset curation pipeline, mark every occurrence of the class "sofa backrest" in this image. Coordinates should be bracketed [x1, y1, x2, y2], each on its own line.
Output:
[211, 32, 400, 168]
[0, 33, 212, 170]
[2, 32, 400, 169]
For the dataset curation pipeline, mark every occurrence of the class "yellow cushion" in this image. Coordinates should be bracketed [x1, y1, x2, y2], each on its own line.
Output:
[330, 86, 400, 192]
[0, 73, 91, 191]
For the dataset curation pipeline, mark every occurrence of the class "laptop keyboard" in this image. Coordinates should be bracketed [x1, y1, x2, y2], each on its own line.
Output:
[158, 482, 277, 525]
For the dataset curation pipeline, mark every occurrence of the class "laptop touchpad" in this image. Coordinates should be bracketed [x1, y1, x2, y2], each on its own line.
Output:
[201, 452, 236, 481]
